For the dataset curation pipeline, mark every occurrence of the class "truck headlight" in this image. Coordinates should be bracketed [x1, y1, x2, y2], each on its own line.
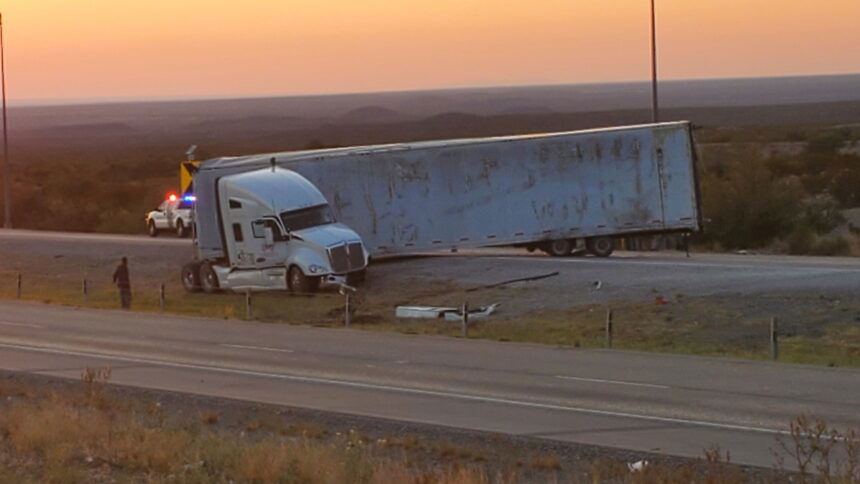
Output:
[308, 264, 323, 274]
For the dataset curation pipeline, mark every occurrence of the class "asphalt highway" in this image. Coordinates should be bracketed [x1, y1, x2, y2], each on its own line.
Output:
[1, 301, 858, 469]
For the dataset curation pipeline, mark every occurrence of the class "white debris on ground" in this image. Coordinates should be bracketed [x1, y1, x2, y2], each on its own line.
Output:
[394, 303, 500, 321]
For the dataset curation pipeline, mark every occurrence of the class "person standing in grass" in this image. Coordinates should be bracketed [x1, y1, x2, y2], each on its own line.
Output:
[112, 257, 132, 309]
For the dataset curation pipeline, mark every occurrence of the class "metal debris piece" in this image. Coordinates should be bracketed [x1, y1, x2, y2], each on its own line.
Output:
[466, 272, 559, 292]
[444, 303, 500, 321]
[395, 306, 459, 319]
[395, 303, 500, 320]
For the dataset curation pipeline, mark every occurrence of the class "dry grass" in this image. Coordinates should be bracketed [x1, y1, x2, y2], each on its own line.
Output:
[0, 369, 515, 483]
[0, 369, 817, 483]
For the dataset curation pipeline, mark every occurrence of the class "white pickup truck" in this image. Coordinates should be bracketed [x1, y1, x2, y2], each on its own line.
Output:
[146, 195, 194, 238]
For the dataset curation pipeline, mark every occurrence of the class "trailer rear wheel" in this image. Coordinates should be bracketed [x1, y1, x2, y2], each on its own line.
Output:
[199, 262, 220, 293]
[586, 237, 615, 257]
[181, 262, 201, 293]
[288, 266, 320, 293]
[545, 239, 574, 257]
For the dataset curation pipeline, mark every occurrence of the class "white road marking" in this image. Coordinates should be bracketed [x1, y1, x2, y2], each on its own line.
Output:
[556, 375, 670, 389]
[221, 344, 294, 354]
[0, 321, 43, 329]
[0, 341, 790, 437]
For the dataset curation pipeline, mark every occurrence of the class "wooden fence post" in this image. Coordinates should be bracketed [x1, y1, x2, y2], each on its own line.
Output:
[461, 302, 469, 338]
[344, 293, 351, 327]
[245, 289, 253, 320]
[16, 273, 21, 299]
[770, 317, 779, 360]
[82, 278, 88, 305]
[159, 283, 165, 313]
[605, 309, 613, 349]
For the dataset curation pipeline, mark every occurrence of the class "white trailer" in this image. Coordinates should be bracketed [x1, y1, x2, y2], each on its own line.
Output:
[184, 122, 701, 292]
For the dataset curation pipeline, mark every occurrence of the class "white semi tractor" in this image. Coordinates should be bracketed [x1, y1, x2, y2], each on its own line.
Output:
[182, 121, 701, 293]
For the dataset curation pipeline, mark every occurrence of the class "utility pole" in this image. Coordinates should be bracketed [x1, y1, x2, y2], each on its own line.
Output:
[1, 13, 10, 228]
[650, 0, 659, 123]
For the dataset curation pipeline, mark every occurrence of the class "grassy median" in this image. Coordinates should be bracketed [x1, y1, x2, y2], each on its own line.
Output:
[0, 370, 819, 483]
[2, 268, 859, 368]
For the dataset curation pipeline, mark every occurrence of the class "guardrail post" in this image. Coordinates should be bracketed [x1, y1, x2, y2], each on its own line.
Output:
[16, 272, 21, 299]
[159, 283, 165, 313]
[82, 278, 88, 305]
[461, 302, 469, 338]
[770, 317, 779, 360]
[605, 309, 613, 348]
[245, 289, 253, 320]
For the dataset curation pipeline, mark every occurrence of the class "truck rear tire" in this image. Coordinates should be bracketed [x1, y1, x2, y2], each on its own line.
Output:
[545, 239, 574, 257]
[199, 262, 220, 293]
[288, 266, 320, 293]
[176, 220, 189, 238]
[586, 237, 615, 257]
[181, 262, 201, 293]
[148, 221, 158, 237]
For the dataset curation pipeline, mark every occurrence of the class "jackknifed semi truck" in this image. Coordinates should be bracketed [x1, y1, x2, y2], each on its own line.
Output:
[181, 121, 701, 293]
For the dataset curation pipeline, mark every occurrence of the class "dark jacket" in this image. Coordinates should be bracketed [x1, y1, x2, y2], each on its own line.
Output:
[112, 264, 130, 289]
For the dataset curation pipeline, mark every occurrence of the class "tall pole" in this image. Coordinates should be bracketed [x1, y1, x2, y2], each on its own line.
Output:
[1, 13, 10, 228]
[650, 0, 659, 123]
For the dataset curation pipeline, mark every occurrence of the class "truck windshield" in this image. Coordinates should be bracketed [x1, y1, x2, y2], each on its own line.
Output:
[280, 204, 335, 232]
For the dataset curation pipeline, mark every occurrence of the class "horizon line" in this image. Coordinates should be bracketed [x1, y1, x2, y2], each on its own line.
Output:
[10, 71, 860, 109]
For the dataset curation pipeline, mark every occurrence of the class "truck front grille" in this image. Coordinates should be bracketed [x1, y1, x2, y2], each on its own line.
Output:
[328, 242, 366, 274]
[328, 245, 350, 273]
[348, 242, 365, 269]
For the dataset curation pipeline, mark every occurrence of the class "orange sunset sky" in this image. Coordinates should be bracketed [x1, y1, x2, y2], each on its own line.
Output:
[4, 0, 859, 104]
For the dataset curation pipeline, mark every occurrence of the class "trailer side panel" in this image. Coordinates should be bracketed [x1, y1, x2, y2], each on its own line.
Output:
[194, 122, 699, 259]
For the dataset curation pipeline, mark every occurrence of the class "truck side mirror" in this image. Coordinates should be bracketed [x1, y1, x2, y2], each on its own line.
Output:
[264, 227, 275, 246]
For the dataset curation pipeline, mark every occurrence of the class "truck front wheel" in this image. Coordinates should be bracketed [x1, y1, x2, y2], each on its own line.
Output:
[148, 221, 158, 237]
[181, 262, 201, 292]
[586, 237, 615, 257]
[288, 266, 320, 293]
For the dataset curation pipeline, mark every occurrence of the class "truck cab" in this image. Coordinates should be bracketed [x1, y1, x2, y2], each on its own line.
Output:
[184, 167, 368, 293]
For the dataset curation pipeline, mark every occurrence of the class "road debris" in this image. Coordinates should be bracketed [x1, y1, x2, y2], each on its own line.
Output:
[628, 460, 650, 472]
[465, 271, 560, 292]
[395, 303, 500, 321]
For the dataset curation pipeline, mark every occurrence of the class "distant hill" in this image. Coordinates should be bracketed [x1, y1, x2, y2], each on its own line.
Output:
[10, 74, 860, 134]
[339, 106, 412, 124]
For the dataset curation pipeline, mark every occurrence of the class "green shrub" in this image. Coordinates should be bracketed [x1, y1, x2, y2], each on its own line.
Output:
[700, 158, 804, 249]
